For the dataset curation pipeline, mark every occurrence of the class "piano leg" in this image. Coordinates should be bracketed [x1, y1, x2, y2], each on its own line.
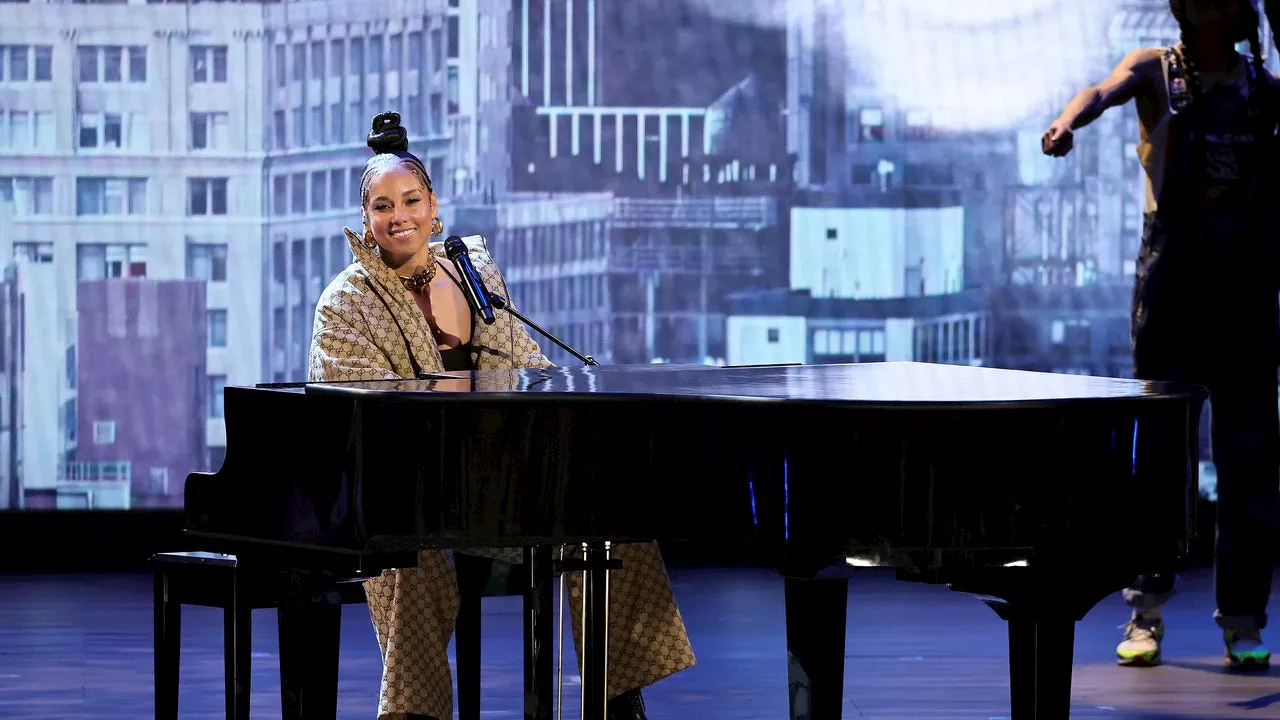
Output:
[577, 541, 616, 720]
[523, 546, 555, 720]
[456, 565, 483, 720]
[1004, 616, 1074, 720]
[964, 572, 1132, 720]
[152, 568, 181, 720]
[278, 602, 342, 720]
[224, 577, 252, 720]
[784, 578, 850, 720]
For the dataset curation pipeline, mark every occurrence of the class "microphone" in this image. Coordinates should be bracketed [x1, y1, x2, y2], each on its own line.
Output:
[443, 235, 496, 325]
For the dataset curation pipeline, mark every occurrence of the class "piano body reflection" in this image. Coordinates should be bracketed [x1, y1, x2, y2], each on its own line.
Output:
[185, 362, 1203, 720]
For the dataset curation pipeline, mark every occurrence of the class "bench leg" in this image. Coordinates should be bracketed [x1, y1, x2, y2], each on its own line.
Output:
[279, 603, 342, 720]
[456, 581, 483, 720]
[225, 576, 252, 720]
[153, 569, 181, 720]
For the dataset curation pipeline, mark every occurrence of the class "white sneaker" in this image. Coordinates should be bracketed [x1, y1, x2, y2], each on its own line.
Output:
[1116, 610, 1163, 666]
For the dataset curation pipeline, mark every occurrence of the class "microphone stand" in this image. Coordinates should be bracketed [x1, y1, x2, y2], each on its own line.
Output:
[488, 292, 600, 366]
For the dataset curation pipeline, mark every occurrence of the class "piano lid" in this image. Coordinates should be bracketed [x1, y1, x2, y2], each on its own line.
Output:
[299, 361, 1204, 410]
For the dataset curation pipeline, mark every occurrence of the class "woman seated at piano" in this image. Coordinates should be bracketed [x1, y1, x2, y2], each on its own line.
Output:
[308, 111, 695, 720]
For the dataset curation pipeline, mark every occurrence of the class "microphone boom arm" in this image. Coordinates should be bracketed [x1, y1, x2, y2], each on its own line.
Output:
[487, 292, 599, 366]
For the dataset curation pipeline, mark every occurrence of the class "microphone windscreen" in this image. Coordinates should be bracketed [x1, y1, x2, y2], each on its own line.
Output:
[443, 235, 467, 260]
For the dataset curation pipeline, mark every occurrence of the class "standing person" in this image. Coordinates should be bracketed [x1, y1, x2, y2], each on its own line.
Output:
[1042, 0, 1280, 670]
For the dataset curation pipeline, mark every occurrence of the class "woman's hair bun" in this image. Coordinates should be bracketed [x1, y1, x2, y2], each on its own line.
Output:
[367, 111, 409, 154]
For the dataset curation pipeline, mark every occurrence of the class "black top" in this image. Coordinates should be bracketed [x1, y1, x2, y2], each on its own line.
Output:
[438, 344, 474, 372]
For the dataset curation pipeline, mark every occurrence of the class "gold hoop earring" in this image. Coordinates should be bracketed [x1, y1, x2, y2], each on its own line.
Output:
[360, 230, 379, 251]
[431, 217, 444, 237]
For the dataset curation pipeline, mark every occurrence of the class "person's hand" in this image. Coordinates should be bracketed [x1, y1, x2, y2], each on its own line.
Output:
[1042, 122, 1074, 157]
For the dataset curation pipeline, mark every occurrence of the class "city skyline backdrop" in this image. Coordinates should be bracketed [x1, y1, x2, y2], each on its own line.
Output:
[0, 0, 1260, 510]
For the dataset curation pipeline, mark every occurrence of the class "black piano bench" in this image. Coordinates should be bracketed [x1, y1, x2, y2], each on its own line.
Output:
[151, 550, 553, 720]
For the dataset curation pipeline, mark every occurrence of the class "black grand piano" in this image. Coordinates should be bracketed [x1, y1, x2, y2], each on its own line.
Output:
[184, 361, 1203, 720]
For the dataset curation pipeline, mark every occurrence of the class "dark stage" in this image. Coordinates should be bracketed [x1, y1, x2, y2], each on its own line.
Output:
[1, 566, 1277, 720]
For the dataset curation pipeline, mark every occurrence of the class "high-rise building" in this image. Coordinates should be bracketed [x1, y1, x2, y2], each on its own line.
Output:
[0, 0, 478, 499]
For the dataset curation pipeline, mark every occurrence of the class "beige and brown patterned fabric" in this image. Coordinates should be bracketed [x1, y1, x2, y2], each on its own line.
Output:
[308, 227, 696, 720]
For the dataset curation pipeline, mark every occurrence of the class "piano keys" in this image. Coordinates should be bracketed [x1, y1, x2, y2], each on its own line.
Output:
[184, 361, 1204, 720]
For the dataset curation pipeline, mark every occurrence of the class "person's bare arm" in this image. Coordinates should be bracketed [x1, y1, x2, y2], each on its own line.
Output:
[1043, 48, 1163, 156]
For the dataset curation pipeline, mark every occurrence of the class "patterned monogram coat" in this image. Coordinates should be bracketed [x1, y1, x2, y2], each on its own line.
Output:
[308, 227, 696, 720]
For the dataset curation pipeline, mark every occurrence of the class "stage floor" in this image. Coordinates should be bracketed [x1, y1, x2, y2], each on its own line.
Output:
[0, 566, 1276, 719]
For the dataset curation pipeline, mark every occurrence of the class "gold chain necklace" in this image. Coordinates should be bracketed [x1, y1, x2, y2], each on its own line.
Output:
[398, 261, 438, 292]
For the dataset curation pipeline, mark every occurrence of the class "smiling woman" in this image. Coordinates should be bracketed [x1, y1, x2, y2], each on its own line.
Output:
[305, 112, 696, 720]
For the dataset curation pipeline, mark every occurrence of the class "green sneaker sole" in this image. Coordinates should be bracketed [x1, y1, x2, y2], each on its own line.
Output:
[1117, 649, 1161, 667]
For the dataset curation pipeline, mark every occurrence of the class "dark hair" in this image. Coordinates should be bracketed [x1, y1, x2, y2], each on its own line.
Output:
[1169, 0, 1266, 97]
[1168, 0, 1268, 187]
[359, 111, 433, 207]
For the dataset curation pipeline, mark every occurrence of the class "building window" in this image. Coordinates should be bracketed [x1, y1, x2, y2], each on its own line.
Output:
[190, 45, 227, 83]
[273, 109, 286, 150]
[273, 307, 286, 350]
[76, 112, 148, 152]
[429, 26, 443, 73]
[207, 446, 227, 472]
[273, 44, 286, 87]
[429, 93, 443, 134]
[76, 45, 146, 83]
[329, 38, 344, 77]
[330, 234, 348, 275]
[309, 39, 324, 79]
[0, 176, 53, 215]
[408, 30, 424, 72]
[291, 42, 304, 82]
[208, 374, 227, 418]
[273, 175, 288, 215]
[291, 172, 306, 214]
[368, 35, 383, 73]
[328, 169, 344, 209]
[207, 309, 227, 348]
[347, 101, 362, 147]
[904, 109, 932, 141]
[329, 102, 343, 145]
[826, 228, 837, 240]
[292, 107, 304, 147]
[447, 67, 459, 114]
[0, 45, 52, 82]
[857, 108, 885, 143]
[186, 242, 228, 282]
[1, 110, 54, 152]
[149, 466, 169, 495]
[447, 16, 459, 59]
[188, 177, 228, 216]
[75, 177, 147, 216]
[76, 243, 147, 280]
[767, 328, 779, 344]
[13, 241, 52, 263]
[310, 105, 324, 147]
[190, 112, 229, 151]
[349, 37, 364, 74]
[310, 171, 327, 212]
[79, 112, 120, 149]
[93, 420, 117, 445]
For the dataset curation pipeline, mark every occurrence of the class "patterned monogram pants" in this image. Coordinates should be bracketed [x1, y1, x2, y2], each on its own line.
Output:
[364, 542, 696, 720]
